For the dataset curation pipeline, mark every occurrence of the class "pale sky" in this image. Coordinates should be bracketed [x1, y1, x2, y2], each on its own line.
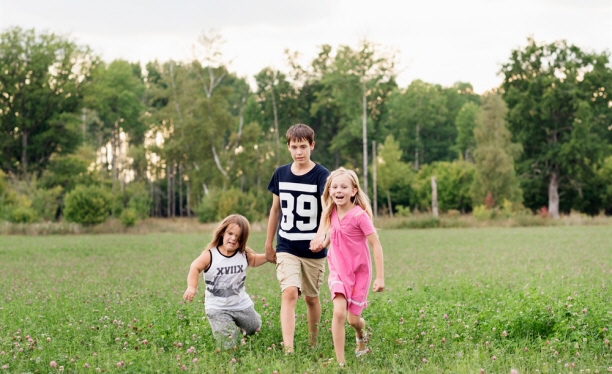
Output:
[1, 0, 611, 93]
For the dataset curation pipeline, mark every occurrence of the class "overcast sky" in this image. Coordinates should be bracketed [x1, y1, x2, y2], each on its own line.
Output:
[1, 0, 611, 93]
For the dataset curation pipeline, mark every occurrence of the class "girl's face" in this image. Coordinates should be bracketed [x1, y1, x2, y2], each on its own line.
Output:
[329, 174, 357, 208]
[221, 223, 242, 253]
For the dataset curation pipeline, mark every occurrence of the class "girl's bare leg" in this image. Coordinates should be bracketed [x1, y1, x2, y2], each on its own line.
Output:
[347, 313, 366, 352]
[331, 295, 348, 364]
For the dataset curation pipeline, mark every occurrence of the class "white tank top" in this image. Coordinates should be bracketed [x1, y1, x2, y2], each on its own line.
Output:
[204, 247, 253, 311]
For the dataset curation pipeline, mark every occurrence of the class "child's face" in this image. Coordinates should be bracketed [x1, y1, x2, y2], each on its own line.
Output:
[329, 174, 357, 208]
[222, 224, 242, 252]
[287, 139, 314, 166]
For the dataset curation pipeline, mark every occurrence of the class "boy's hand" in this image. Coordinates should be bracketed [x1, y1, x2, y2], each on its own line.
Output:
[373, 278, 385, 292]
[183, 287, 197, 302]
[264, 243, 277, 264]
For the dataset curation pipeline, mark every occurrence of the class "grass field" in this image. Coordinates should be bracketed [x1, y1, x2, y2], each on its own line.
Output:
[1, 226, 611, 373]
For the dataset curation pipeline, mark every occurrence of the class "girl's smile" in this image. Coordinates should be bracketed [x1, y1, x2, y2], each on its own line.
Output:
[330, 175, 357, 208]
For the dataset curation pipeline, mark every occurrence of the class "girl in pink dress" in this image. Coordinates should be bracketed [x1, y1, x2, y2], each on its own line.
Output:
[313, 167, 385, 367]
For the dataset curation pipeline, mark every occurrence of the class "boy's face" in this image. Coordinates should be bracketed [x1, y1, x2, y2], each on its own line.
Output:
[287, 139, 314, 166]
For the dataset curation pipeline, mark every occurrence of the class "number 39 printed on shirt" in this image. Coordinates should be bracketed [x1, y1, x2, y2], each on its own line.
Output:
[279, 192, 318, 231]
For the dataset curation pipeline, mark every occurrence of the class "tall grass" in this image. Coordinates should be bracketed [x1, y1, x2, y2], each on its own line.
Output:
[1, 226, 611, 372]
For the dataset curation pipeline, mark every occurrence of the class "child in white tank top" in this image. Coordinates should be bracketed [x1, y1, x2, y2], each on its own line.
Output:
[183, 214, 270, 349]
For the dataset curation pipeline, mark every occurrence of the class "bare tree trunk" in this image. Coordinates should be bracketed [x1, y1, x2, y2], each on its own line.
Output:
[81, 108, 87, 136]
[372, 140, 377, 218]
[211, 145, 228, 178]
[150, 179, 154, 218]
[548, 169, 560, 219]
[431, 176, 439, 217]
[238, 92, 247, 140]
[171, 162, 176, 217]
[167, 163, 171, 218]
[362, 80, 368, 195]
[21, 130, 29, 181]
[186, 181, 191, 218]
[270, 86, 280, 166]
[386, 191, 393, 218]
[179, 163, 183, 217]
[111, 122, 119, 193]
[415, 125, 420, 171]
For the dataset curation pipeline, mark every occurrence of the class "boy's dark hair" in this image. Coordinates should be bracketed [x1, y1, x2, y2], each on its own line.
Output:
[286, 124, 315, 145]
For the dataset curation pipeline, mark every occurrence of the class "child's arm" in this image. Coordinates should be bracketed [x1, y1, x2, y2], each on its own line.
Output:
[246, 246, 269, 268]
[182, 250, 211, 302]
[366, 232, 385, 292]
[310, 196, 328, 252]
[264, 194, 281, 263]
[309, 228, 330, 252]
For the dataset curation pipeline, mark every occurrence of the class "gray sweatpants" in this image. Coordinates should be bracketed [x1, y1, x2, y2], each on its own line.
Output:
[206, 306, 262, 349]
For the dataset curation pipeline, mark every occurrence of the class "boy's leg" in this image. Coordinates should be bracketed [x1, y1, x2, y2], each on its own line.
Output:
[275, 253, 302, 353]
[300, 257, 326, 347]
[304, 295, 321, 346]
[206, 310, 238, 350]
[233, 306, 262, 336]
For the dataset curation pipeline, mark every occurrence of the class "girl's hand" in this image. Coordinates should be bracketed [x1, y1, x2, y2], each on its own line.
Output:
[309, 234, 328, 252]
[373, 278, 385, 292]
[183, 287, 197, 302]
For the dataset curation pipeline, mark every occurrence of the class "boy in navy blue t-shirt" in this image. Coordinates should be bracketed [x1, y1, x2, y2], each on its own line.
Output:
[265, 123, 330, 353]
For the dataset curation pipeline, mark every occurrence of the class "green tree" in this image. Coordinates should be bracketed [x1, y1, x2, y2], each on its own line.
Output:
[501, 38, 612, 217]
[454, 101, 480, 161]
[312, 41, 397, 190]
[376, 135, 412, 217]
[470, 93, 523, 207]
[412, 161, 475, 213]
[0, 27, 96, 179]
[84, 60, 145, 191]
[384, 80, 448, 169]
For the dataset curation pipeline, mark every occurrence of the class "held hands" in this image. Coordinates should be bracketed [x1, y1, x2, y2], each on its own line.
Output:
[373, 277, 385, 292]
[309, 234, 326, 252]
[264, 243, 277, 264]
[182, 287, 197, 302]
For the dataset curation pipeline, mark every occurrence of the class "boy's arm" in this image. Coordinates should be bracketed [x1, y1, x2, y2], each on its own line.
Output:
[182, 251, 211, 302]
[265, 194, 281, 263]
[366, 232, 385, 292]
[309, 196, 328, 252]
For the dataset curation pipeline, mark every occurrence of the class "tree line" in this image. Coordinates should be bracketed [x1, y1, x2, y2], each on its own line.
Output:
[1, 27, 611, 225]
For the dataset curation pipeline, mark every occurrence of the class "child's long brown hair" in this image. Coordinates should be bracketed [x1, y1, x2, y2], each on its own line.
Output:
[321, 167, 373, 230]
[204, 214, 251, 254]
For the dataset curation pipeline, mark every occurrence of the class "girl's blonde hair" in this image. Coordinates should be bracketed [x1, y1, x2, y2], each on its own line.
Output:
[321, 167, 373, 229]
[205, 214, 251, 254]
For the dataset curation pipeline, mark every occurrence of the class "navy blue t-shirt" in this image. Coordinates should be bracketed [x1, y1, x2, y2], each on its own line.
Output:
[268, 163, 330, 259]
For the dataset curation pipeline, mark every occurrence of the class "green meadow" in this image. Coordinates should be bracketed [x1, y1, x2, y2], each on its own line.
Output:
[1, 225, 611, 373]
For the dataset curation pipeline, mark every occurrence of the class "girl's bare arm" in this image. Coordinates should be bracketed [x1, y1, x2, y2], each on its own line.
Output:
[182, 250, 211, 301]
[366, 232, 385, 292]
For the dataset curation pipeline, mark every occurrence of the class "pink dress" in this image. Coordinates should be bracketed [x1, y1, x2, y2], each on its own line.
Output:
[327, 205, 376, 315]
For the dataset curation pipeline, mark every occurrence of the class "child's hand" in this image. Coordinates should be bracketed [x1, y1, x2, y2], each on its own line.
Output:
[373, 277, 385, 292]
[309, 235, 326, 252]
[183, 287, 197, 302]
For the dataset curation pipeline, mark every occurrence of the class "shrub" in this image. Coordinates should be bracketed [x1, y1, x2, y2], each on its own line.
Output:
[196, 188, 265, 223]
[31, 186, 63, 221]
[64, 185, 111, 225]
[395, 205, 412, 217]
[8, 206, 36, 223]
[127, 184, 152, 219]
[472, 204, 494, 220]
[120, 208, 138, 227]
[6, 194, 37, 223]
